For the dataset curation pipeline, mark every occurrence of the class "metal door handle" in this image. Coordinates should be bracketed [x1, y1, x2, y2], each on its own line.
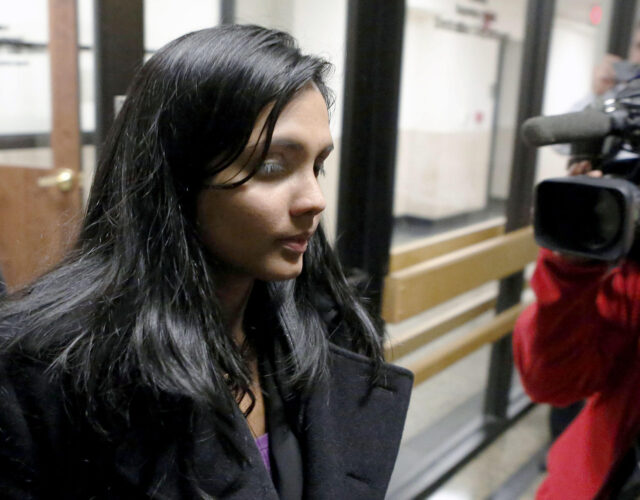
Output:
[36, 168, 77, 192]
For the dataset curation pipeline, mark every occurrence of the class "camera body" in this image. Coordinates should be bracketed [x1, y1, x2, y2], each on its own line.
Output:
[526, 66, 640, 261]
[535, 169, 640, 260]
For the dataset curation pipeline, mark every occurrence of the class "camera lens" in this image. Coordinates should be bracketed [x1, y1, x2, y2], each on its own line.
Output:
[581, 189, 622, 250]
[535, 179, 627, 257]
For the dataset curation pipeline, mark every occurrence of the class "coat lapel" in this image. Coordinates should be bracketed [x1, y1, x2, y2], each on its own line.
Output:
[113, 400, 279, 499]
[300, 344, 413, 500]
[189, 407, 279, 499]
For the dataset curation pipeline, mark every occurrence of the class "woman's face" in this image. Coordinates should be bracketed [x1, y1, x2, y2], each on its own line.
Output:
[197, 84, 332, 282]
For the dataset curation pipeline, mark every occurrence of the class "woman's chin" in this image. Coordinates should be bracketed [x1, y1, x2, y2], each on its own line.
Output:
[259, 260, 304, 282]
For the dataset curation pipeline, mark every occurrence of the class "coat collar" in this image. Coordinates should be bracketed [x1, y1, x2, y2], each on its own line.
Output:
[112, 344, 413, 499]
[299, 344, 413, 498]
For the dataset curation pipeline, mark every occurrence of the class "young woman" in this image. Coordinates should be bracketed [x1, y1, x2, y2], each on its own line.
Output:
[0, 25, 412, 499]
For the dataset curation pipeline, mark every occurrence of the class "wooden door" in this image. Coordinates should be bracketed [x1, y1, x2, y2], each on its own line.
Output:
[0, 0, 82, 289]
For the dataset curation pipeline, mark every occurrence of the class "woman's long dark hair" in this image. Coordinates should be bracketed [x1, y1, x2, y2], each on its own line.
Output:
[0, 24, 383, 456]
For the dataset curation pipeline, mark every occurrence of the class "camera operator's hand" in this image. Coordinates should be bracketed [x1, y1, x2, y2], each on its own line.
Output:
[567, 159, 602, 178]
[592, 54, 622, 96]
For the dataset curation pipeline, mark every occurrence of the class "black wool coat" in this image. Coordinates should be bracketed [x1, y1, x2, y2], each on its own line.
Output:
[0, 342, 413, 499]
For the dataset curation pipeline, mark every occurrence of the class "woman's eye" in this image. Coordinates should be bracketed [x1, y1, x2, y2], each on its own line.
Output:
[257, 160, 286, 176]
[314, 162, 326, 177]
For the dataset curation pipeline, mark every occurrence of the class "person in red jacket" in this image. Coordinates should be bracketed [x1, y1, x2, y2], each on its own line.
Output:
[514, 239, 640, 498]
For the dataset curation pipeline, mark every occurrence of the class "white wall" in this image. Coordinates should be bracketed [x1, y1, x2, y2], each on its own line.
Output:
[235, 0, 293, 31]
[144, 0, 220, 51]
[0, 0, 98, 134]
[0, 0, 50, 134]
[0, 52, 51, 134]
[394, 9, 500, 219]
[535, 18, 599, 184]
[0, 0, 48, 42]
[407, 0, 527, 41]
[398, 0, 611, 208]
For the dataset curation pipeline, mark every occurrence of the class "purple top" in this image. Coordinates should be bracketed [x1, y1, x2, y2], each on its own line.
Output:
[255, 433, 271, 474]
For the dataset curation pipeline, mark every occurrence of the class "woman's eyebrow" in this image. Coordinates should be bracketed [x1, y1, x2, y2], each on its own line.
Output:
[248, 138, 334, 155]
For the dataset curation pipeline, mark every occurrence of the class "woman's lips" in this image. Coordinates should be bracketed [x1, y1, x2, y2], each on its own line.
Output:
[280, 236, 310, 253]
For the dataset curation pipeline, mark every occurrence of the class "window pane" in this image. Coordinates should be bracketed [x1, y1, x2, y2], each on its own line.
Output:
[0, 0, 53, 168]
[393, 1, 527, 246]
[389, 1, 529, 494]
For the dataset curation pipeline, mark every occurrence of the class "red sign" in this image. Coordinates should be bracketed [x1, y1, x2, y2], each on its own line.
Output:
[590, 4, 602, 26]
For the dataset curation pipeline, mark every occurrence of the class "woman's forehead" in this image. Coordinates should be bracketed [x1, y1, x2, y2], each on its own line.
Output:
[247, 86, 330, 149]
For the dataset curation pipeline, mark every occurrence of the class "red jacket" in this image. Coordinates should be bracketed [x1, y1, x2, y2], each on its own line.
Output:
[513, 248, 640, 499]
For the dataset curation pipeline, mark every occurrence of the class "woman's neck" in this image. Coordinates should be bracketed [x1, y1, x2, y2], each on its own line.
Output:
[216, 275, 267, 437]
[215, 275, 254, 345]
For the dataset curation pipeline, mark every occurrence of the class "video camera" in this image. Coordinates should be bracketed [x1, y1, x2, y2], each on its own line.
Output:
[523, 61, 640, 261]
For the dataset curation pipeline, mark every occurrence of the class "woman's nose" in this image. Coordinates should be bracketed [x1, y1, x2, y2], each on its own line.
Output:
[290, 171, 326, 217]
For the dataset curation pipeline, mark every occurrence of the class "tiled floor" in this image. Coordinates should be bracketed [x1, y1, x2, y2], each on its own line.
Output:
[389, 404, 549, 500]
[428, 404, 549, 499]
